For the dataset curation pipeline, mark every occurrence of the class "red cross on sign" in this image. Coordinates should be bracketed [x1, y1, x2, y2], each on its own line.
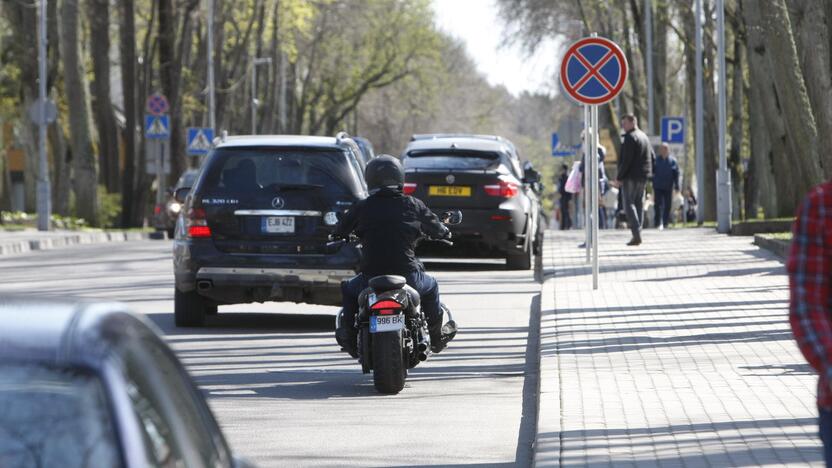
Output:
[146, 93, 170, 116]
[560, 37, 628, 105]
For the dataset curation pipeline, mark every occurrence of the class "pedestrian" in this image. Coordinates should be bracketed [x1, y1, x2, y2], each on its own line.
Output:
[787, 179, 832, 465]
[652, 143, 680, 230]
[579, 130, 608, 231]
[613, 114, 653, 246]
[556, 164, 572, 230]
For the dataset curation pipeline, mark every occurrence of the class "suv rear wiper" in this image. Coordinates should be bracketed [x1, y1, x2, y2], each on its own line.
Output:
[268, 183, 324, 192]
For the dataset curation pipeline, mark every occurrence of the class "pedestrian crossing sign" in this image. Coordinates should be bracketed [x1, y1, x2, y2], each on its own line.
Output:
[145, 115, 170, 139]
[186, 127, 214, 155]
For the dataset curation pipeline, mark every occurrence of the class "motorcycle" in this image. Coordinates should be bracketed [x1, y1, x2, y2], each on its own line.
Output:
[329, 210, 462, 394]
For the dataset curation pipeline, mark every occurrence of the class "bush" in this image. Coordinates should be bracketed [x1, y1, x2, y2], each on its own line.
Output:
[98, 185, 122, 228]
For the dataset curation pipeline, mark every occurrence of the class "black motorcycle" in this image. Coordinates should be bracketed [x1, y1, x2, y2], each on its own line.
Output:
[329, 210, 461, 394]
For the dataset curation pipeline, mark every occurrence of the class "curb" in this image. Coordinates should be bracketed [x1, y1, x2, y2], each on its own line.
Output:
[534, 234, 559, 467]
[0, 231, 165, 256]
[753, 234, 789, 259]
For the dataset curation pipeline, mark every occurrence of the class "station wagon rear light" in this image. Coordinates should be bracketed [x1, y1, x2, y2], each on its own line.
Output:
[484, 181, 519, 198]
[403, 183, 417, 195]
[371, 300, 403, 315]
[491, 215, 512, 221]
[187, 207, 212, 238]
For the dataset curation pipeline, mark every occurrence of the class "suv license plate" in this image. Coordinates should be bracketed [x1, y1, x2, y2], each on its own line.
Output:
[370, 314, 404, 333]
[262, 216, 295, 234]
[429, 186, 471, 197]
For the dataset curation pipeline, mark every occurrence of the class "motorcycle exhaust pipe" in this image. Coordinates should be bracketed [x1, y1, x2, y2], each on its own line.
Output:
[418, 352, 429, 361]
[417, 341, 429, 352]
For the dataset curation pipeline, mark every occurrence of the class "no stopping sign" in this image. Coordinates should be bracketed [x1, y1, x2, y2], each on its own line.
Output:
[560, 36, 628, 105]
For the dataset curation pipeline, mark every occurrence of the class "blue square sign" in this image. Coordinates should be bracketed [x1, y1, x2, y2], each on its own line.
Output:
[661, 117, 685, 144]
[186, 127, 214, 155]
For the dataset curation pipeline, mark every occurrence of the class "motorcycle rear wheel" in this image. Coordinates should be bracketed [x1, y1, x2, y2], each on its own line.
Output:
[372, 329, 407, 394]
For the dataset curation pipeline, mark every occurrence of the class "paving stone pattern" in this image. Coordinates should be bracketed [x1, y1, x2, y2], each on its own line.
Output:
[543, 228, 820, 467]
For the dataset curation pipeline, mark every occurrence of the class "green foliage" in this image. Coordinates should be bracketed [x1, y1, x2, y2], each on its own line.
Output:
[0, 211, 89, 230]
[97, 185, 122, 229]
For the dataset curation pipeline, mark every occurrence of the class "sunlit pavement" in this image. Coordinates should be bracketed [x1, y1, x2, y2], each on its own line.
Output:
[0, 240, 540, 466]
[536, 228, 820, 467]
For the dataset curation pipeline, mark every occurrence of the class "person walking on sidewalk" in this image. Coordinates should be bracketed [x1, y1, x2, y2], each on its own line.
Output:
[653, 143, 680, 230]
[556, 164, 572, 230]
[613, 114, 652, 246]
[788, 179, 832, 465]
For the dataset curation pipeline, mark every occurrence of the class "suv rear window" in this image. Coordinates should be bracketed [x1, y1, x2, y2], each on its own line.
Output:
[404, 150, 502, 171]
[200, 147, 363, 197]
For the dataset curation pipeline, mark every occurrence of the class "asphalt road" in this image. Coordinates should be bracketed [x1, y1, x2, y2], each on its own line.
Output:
[0, 240, 541, 467]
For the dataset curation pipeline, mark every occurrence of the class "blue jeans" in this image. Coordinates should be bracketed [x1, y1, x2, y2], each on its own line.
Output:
[340, 270, 442, 331]
[820, 407, 832, 465]
[654, 188, 672, 227]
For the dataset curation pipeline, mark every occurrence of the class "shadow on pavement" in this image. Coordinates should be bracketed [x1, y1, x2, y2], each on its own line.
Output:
[149, 311, 335, 336]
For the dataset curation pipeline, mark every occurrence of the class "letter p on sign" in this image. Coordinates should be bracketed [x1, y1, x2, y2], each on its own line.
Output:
[661, 117, 685, 144]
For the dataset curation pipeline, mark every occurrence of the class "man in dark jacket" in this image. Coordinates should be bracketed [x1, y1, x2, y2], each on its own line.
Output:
[334, 155, 453, 356]
[615, 114, 653, 246]
[653, 143, 680, 230]
[556, 164, 572, 230]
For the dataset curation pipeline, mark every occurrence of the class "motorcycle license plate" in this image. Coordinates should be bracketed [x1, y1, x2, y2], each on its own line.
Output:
[370, 314, 404, 333]
[262, 216, 295, 234]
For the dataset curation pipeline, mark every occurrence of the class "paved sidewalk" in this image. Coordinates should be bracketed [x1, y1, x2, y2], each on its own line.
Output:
[536, 228, 820, 467]
[0, 229, 162, 255]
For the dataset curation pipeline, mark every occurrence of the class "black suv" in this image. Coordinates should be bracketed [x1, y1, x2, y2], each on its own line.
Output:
[172, 135, 368, 326]
[402, 134, 543, 270]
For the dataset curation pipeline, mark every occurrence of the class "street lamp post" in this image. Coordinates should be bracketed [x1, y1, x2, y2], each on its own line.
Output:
[716, 0, 732, 233]
[695, 0, 704, 225]
[251, 57, 272, 134]
[206, 0, 215, 133]
[36, 0, 50, 231]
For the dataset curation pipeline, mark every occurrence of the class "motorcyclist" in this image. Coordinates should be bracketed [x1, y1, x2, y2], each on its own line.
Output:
[333, 155, 454, 356]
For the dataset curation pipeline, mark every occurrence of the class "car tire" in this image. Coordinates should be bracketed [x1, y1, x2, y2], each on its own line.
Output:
[506, 241, 532, 271]
[174, 288, 206, 327]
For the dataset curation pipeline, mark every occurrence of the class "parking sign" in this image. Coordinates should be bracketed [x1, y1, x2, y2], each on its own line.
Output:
[661, 117, 685, 144]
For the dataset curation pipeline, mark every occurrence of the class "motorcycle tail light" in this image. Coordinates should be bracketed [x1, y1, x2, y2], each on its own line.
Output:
[484, 180, 519, 198]
[403, 183, 417, 195]
[187, 207, 212, 238]
[371, 300, 402, 315]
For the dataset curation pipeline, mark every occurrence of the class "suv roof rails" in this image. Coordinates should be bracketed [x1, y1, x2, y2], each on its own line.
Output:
[410, 133, 506, 142]
[334, 131, 352, 142]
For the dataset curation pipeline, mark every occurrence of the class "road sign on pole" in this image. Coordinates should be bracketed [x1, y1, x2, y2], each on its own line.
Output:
[551, 133, 578, 157]
[186, 127, 214, 155]
[146, 93, 170, 116]
[560, 36, 628, 106]
[145, 115, 170, 139]
[560, 34, 628, 290]
[661, 116, 685, 144]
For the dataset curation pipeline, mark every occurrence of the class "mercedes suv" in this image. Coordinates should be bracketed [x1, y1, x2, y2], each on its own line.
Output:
[172, 135, 368, 326]
[402, 134, 543, 270]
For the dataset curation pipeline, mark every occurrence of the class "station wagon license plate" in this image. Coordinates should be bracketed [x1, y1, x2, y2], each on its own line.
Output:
[370, 314, 404, 333]
[262, 216, 295, 234]
[429, 186, 471, 197]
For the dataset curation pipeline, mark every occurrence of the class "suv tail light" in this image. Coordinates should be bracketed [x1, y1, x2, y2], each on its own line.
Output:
[371, 300, 403, 315]
[484, 180, 519, 198]
[187, 207, 212, 238]
[403, 183, 417, 195]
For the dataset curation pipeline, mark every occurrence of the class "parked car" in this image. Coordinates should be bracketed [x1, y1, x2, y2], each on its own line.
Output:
[159, 168, 201, 238]
[401, 134, 543, 270]
[0, 298, 255, 468]
[172, 134, 368, 326]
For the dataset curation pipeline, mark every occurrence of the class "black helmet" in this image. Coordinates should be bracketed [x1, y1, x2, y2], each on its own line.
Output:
[365, 154, 404, 191]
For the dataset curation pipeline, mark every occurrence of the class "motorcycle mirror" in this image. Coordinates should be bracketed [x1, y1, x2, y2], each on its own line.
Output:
[441, 210, 462, 225]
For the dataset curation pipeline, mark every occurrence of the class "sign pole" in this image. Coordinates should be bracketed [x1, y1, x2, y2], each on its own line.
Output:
[156, 140, 165, 210]
[591, 105, 600, 289]
[584, 104, 591, 263]
[36, 0, 51, 231]
[716, 0, 732, 233]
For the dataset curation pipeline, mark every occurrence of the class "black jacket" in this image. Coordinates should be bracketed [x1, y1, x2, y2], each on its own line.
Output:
[334, 188, 449, 278]
[618, 129, 652, 182]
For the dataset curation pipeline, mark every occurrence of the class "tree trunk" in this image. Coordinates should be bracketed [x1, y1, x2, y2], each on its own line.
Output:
[729, 33, 743, 220]
[702, 0, 718, 221]
[60, 0, 99, 225]
[88, 0, 120, 194]
[653, 0, 668, 135]
[743, 0, 800, 217]
[120, 0, 139, 226]
[746, 76, 777, 219]
[759, 0, 823, 206]
[788, 0, 832, 179]
[48, 123, 71, 216]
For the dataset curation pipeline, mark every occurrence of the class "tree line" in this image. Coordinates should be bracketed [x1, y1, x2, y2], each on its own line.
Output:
[499, 0, 829, 220]
[0, 0, 562, 228]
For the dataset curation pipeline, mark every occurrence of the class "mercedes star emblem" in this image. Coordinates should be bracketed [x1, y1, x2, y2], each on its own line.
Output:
[271, 197, 285, 209]
[446, 174, 456, 184]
